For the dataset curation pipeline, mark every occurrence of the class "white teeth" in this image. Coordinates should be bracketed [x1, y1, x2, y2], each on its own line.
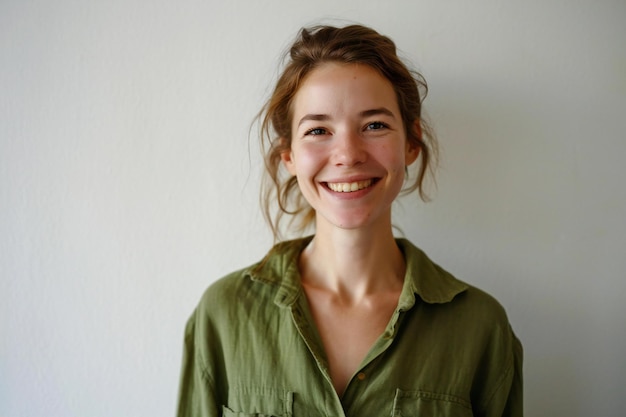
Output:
[327, 179, 373, 192]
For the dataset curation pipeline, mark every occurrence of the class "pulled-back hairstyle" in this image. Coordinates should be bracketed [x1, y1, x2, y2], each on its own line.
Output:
[258, 24, 438, 240]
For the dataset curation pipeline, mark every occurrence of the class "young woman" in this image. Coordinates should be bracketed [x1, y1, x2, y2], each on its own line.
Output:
[177, 24, 523, 417]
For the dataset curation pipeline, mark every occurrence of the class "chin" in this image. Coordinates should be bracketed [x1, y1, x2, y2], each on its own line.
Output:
[325, 213, 379, 230]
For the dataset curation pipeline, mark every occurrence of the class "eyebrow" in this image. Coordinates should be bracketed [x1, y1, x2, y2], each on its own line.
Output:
[360, 107, 396, 119]
[297, 114, 330, 127]
[296, 107, 396, 127]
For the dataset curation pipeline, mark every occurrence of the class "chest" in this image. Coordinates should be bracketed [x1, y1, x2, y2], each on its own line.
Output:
[303, 288, 401, 395]
[218, 299, 483, 417]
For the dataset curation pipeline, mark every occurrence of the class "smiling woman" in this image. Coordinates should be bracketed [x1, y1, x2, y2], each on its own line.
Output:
[177, 24, 523, 417]
[259, 25, 437, 237]
[281, 63, 417, 232]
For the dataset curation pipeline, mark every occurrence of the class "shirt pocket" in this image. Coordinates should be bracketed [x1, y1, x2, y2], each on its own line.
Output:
[391, 388, 473, 417]
[221, 406, 281, 417]
[222, 387, 293, 417]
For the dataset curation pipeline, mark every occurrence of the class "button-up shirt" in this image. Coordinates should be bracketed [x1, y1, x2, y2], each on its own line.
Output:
[177, 237, 523, 416]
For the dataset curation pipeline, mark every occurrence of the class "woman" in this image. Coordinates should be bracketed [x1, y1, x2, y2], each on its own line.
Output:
[177, 24, 523, 417]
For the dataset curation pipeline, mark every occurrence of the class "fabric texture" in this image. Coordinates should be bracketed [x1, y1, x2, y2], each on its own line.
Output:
[177, 237, 523, 417]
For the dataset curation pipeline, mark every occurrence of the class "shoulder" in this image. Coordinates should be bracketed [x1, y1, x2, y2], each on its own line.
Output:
[191, 236, 311, 322]
[454, 284, 510, 322]
[191, 263, 269, 325]
[200, 266, 259, 304]
[398, 238, 514, 333]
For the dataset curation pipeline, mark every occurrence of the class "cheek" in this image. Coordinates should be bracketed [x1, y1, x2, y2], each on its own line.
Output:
[292, 145, 325, 176]
[375, 144, 406, 172]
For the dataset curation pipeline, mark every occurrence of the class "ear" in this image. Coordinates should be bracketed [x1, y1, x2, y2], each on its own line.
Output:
[279, 139, 297, 175]
[405, 120, 422, 165]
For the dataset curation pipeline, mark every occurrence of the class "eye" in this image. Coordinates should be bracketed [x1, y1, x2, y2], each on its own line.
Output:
[365, 121, 388, 131]
[304, 127, 328, 136]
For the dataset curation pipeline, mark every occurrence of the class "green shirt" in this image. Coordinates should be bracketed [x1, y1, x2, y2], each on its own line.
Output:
[177, 237, 523, 417]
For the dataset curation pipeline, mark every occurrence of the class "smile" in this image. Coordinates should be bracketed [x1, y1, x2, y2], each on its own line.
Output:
[326, 179, 375, 193]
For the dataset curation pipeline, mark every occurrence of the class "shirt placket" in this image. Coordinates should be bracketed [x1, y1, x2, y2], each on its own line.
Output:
[340, 308, 406, 415]
[289, 298, 348, 416]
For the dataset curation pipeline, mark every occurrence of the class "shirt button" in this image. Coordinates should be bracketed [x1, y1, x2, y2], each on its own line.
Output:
[357, 372, 366, 381]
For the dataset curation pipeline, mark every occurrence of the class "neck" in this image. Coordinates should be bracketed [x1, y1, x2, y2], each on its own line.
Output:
[299, 217, 405, 301]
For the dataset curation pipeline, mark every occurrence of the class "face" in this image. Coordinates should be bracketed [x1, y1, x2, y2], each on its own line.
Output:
[281, 62, 419, 231]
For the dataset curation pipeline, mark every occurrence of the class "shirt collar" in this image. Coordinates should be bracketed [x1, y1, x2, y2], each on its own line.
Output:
[395, 238, 468, 309]
[245, 236, 312, 308]
[244, 236, 467, 309]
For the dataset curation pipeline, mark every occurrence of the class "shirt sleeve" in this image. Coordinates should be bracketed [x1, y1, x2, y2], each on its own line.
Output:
[176, 311, 220, 417]
[502, 332, 523, 417]
[480, 328, 524, 417]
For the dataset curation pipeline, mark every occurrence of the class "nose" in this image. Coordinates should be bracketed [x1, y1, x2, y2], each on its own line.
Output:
[332, 129, 367, 167]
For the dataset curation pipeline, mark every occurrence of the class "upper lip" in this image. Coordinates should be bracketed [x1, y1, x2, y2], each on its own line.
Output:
[321, 175, 380, 184]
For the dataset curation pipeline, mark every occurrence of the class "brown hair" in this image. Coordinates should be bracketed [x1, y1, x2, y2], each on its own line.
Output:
[257, 24, 438, 240]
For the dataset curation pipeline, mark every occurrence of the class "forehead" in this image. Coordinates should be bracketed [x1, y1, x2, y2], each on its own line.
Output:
[291, 63, 399, 119]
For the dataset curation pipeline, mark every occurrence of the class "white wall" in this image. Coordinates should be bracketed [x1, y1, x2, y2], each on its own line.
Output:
[1, 0, 625, 416]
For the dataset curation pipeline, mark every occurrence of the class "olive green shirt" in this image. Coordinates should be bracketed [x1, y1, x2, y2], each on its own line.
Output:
[177, 237, 523, 416]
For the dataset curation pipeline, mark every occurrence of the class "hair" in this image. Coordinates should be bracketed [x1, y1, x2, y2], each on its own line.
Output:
[257, 24, 438, 240]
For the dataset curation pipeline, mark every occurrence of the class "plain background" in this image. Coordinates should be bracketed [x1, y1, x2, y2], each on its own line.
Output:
[2, 0, 625, 416]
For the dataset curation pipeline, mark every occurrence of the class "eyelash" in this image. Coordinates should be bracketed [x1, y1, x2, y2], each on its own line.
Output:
[366, 121, 388, 130]
[304, 127, 327, 136]
[303, 122, 389, 136]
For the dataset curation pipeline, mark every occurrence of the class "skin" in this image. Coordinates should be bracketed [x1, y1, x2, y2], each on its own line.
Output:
[281, 62, 420, 395]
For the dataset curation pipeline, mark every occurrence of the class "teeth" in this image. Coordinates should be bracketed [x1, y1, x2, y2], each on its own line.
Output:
[327, 179, 373, 192]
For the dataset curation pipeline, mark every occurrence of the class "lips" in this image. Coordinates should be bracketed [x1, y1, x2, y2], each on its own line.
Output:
[325, 179, 377, 193]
